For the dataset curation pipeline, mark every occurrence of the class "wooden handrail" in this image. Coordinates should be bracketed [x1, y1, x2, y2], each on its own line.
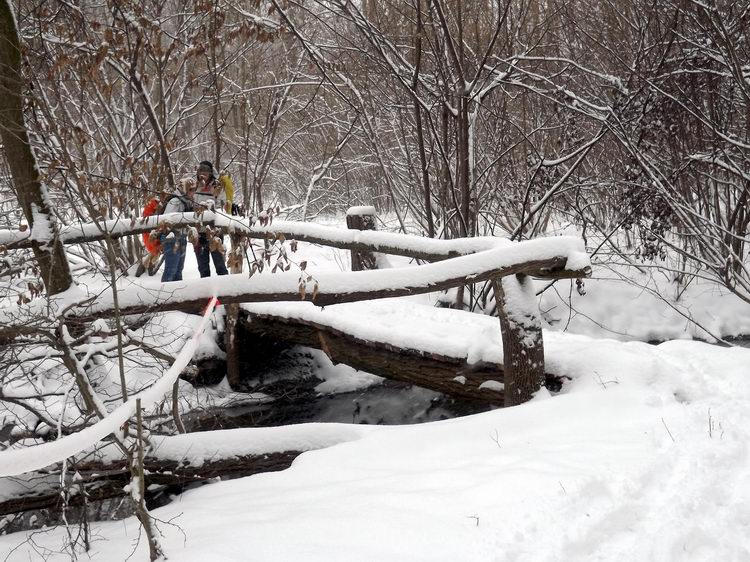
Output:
[1, 212, 591, 278]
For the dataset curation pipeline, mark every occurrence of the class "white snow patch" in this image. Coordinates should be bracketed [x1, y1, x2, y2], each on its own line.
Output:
[346, 205, 376, 217]
[478, 380, 505, 391]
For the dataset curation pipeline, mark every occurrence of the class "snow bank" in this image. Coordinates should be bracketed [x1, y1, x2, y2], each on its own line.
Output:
[2, 334, 748, 561]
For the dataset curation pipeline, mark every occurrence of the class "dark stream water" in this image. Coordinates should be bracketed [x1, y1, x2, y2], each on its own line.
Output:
[727, 336, 750, 348]
[189, 333, 750, 433]
[186, 347, 492, 432]
[198, 331, 750, 432]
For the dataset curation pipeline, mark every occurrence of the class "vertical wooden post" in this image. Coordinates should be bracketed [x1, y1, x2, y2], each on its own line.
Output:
[492, 274, 545, 406]
[225, 232, 243, 389]
[346, 205, 378, 271]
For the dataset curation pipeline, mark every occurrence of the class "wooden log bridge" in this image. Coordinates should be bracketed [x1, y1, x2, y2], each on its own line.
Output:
[0, 207, 591, 406]
[241, 310, 509, 404]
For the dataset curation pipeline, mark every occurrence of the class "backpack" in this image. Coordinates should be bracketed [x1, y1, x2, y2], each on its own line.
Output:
[141, 197, 163, 256]
[219, 174, 234, 213]
[141, 194, 185, 255]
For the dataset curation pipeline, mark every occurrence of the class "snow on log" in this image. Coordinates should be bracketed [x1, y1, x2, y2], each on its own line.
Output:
[1, 212, 588, 272]
[0, 423, 376, 514]
[0, 237, 589, 331]
[346, 205, 378, 271]
[0, 452, 299, 516]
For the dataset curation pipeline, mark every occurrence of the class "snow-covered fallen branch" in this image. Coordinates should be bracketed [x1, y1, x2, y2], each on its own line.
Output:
[0, 298, 217, 477]
[0, 422, 380, 515]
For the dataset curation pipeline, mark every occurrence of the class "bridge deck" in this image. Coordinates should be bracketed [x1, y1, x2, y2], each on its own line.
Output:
[245, 299, 505, 366]
[241, 298, 605, 400]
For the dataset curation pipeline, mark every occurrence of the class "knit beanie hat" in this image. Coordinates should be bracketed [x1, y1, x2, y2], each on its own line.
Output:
[197, 161, 214, 174]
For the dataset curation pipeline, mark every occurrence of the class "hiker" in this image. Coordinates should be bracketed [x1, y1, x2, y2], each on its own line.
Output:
[193, 160, 229, 278]
[160, 178, 196, 282]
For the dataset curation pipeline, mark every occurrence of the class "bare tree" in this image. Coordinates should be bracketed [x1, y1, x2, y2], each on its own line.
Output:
[0, 0, 72, 295]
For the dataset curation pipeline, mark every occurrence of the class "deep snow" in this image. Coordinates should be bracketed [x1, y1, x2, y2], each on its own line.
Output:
[2, 337, 748, 561]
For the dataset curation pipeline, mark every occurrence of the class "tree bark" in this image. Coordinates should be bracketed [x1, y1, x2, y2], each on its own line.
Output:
[492, 274, 545, 406]
[0, 0, 72, 295]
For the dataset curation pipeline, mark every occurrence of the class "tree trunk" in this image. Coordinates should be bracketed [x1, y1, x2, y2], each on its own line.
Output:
[492, 274, 545, 406]
[0, 0, 72, 295]
[411, 0, 434, 238]
[128, 36, 175, 191]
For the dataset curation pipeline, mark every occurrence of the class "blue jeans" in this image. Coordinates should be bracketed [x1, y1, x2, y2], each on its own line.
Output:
[195, 233, 228, 278]
[161, 235, 187, 282]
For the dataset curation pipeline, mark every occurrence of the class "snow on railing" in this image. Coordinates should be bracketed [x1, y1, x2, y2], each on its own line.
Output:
[0, 210, 501, 260]
[1, 210, 593, 268]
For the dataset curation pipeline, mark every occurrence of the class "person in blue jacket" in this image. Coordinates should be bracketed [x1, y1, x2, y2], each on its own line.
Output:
[160, 179, 196, 282]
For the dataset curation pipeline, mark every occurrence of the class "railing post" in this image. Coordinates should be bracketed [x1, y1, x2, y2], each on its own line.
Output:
[346, 205, 378, 271]
[492, 274, 545, 406]
[226, 231, 243, 389]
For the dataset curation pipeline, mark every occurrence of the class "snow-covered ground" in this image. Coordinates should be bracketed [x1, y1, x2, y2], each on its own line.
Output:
[1, 219, 749, 560]
[2, 336, 748, 561]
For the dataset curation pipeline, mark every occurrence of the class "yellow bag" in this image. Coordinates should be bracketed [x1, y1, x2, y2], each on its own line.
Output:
[219, 174, 234, 213]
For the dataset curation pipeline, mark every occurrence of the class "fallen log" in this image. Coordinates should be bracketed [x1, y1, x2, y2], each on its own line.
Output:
[241, 312, 506, 404]
[0, 451, 299, 516]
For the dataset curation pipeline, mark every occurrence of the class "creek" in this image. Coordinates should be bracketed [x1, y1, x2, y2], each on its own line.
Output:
[186, 345, 492, 432]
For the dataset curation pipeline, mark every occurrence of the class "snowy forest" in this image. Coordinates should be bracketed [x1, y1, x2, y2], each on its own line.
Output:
[0, 0, 749, 560]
